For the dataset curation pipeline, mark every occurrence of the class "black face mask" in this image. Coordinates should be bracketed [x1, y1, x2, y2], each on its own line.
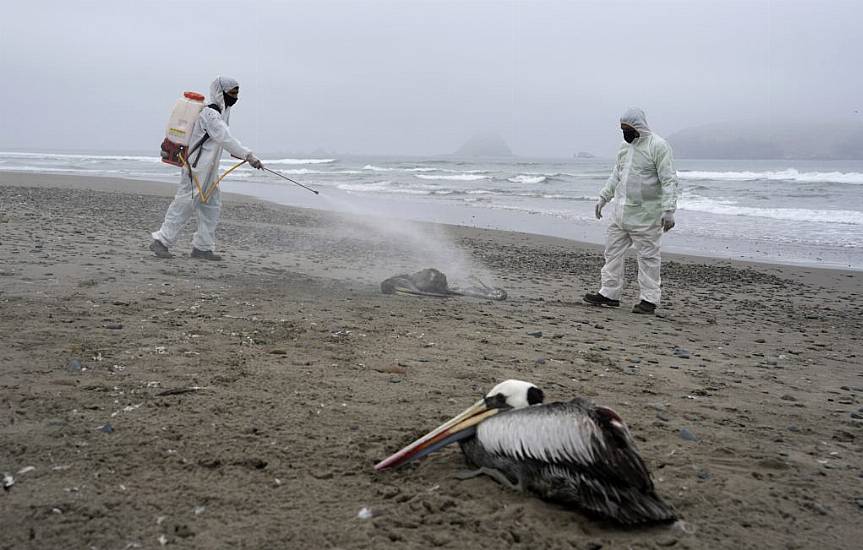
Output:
[622, 127, 639, 143]
[224, 92, 238, 107]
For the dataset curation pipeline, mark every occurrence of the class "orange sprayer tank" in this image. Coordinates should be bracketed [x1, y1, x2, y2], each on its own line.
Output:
[160, 91, 206, 166]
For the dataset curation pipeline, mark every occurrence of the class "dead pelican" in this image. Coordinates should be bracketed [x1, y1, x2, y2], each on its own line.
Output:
[375, 380, 676, 525]
[381, 268, 507, 300]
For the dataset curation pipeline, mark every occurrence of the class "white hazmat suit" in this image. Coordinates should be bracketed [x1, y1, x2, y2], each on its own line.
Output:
[596, 107, 678, 306]
[152, 76, 252, 254]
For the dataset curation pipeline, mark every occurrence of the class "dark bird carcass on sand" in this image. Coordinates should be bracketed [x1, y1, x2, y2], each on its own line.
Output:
[375, 380, 677, 525]
[381, 268, 507, 300]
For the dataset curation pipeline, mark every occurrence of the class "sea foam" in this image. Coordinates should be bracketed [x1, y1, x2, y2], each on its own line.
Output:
[267, 158, 336, 165]
[680, 197, 863, 225]
[415, 174, 489, 181]
[678, 169, 863, 185]
[0, 151, 161, 162]
[507, 175, 548, 185]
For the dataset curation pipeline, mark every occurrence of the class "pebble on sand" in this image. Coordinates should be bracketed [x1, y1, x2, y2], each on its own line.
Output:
[672, 348, 691, 359]
[679, 428, 698, 441]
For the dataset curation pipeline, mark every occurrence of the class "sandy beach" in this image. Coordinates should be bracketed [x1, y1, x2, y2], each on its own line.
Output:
[1, 172, 861, 549]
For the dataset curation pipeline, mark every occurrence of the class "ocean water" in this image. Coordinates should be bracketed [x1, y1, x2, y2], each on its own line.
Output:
[1, 151, 861, 270]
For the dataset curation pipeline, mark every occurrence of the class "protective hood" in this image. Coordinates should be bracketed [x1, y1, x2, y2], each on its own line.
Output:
[620, 107, 651, 135]
[208, 76, 239, 114]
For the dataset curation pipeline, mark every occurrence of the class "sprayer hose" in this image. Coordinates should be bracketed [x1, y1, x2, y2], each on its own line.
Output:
[179, 153, 246, 204]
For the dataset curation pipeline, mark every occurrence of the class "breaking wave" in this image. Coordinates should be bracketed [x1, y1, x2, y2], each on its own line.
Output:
[680, 197, 863, 225]
[272, 168, 323, 175]
[337, 181, 397, 192]
[507, 175, 548, 185]
[268, 168, 363, 175]
[337, 181, 467, 196]
[415, 174, 489, 181]
[678, 169, 863, 185]
[267, 158, 336, 165]
[0, 165, 125, 174]
[0, 151, 161, 162]
[363, 165, 439, 173]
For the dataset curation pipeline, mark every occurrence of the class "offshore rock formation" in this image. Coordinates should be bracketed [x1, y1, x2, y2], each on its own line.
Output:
[454, 133, 514, 157]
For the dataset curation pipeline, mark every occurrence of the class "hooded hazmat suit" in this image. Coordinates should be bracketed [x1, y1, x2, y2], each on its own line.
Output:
[152, 76, 253, 253]
[596, 107, 678, 306]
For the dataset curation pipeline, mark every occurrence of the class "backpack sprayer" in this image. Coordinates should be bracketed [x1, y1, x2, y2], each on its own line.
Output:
[160, 90, 318, 201]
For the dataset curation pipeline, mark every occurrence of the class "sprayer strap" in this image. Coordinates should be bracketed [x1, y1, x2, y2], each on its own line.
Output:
[188, 105, 222, 167]
[187, 133, 209, 168]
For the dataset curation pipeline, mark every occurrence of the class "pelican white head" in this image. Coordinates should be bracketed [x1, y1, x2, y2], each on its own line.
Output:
[375, 379, 545, 471]
[484, 379, 544, 410]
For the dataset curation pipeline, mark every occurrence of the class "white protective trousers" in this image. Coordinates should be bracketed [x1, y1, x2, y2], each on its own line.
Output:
[152, 76, 250, 252]
[600, 222, 663, 305]
[152, 172, 223, 251]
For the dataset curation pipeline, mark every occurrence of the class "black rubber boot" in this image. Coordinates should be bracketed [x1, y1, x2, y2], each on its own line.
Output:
[191, 248, 222, 261]
[149, 239, 173, 258]
[632, 300, 657, 314]
[583, 292, 620, 308]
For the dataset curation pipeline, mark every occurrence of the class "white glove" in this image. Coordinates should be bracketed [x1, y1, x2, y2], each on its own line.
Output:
[661, 211, 675, 232]
[595, 198, 608, 220]
[246, 152, 264, 170]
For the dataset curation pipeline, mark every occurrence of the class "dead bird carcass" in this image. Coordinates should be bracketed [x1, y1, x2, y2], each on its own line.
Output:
[380, 268, 506, 300]
[375, 380, 677, 525]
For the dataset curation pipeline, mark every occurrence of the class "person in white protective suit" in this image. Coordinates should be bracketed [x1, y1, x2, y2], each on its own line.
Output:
[150, 76, 264, 261]
[583, 107, 678, 314]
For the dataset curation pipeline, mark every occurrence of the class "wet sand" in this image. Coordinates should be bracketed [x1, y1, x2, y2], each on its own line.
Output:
[1, 172, 861, 549]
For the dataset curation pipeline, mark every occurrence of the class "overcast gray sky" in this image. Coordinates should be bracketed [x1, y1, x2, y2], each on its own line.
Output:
[2, 0, 860, 157]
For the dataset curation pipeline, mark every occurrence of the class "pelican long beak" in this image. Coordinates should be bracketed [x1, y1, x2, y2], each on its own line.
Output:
[374, 399, 499, 471]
